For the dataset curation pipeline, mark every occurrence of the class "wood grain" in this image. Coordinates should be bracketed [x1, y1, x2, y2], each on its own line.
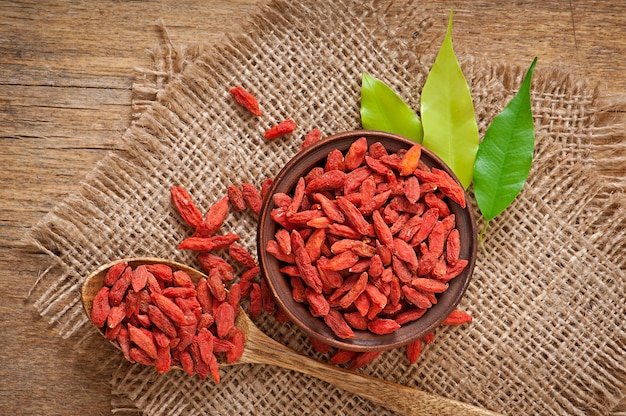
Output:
[1, 0, 624, 414]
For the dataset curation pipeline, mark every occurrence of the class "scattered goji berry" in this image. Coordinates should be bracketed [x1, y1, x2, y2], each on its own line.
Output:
[229, 86, 262, 116]
[264, 119, 297, 140]
[170, 186, 204, 228]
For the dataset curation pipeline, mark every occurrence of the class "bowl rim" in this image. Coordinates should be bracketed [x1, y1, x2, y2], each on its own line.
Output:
[257, 129, 477, 352]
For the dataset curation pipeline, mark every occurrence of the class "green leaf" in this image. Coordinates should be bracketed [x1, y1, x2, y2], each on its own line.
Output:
[360, 73, 423, 143]
[420, 10, 479, 189]
[473, 57, 537, 228]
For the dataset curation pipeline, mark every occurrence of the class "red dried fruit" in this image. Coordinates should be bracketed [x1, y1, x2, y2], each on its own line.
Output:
[441, 309, 473, 325]
[128, 324, 158, 359]
[393, 238, 418, 271]
[305, 288, 330, 317]
[443, 259, 468, 282]
[208, 352, 221, 383]
[338, 272, 368, 309]
[146, 264, 173, 283]
[239, 266, 260, 297]
[179, 350, 194, 377]
[170, 186, 204, 228]
[367, 318, 401, 335]
[91, 286, 111, 328]
[325, 149, 345, 172]
[229, 242, 257, 268]
[227, 185, 247, 211]
[207, 268, 227, 302]
[401, 286, 432, 309]
[325, 250, 359, 272]
[264, 119, 297, 140]
[103, 262, 128, 287]
[129, 347, 154, 366]
[411, 278, 448, 293]
[306, 170, 346, 194]
[107, 302, 126, 329]
[197, 328, 214, 365]
[371, 209, 393, 247]
[151, 293, 188, 325]
[406, 339, 423, 364]
[330, 349, 357, 365]
[343, 311, 368, 330]
[301, 128, 322, 150]
[172, 270, 195, 288]
[147, 305, 177, 338]
[131, 265, 149, 292]
[197, 196, 230, 237]
[323, 309, 355, 339]
[249, 283, 263, 319]
[109, 266, 132, 307]
[226, 328, 245, 364]
[344, 136, 368, 171]
[349, 351, 381, 371]
[394, 308, 427, 325]
[309, 336, 332, 354]
[213, 302, 235, 338]
[178, 233, 240, 252]
[446, 229, 461, 265]
[241, 183, 263, 215]
[399, 143, 422, 176]
[230, 86, 262, 116]
[196, 278, 213, 312]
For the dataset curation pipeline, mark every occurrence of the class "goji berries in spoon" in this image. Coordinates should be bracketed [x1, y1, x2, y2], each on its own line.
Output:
[81, 257, 500, 416]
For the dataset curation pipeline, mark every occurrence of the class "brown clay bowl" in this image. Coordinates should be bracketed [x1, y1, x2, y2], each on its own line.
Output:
[257, 130, 477, 352]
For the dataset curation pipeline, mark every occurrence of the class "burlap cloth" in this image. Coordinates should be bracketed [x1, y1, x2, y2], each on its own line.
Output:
[28, 1, 625, 415]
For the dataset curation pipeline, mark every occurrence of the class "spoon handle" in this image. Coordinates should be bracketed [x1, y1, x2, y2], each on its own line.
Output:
[241, 320, 501, 416]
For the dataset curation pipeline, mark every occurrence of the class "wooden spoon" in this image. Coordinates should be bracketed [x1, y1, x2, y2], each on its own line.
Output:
[81, 257, 501, 416]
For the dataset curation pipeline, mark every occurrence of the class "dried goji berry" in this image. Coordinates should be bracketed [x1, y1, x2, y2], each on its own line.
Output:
[91, 286, 111, 327]
[264, 119, 297, 140]
[309, 336, 332, 354]
[109, 266, 132, 307]
[249, 283, 263, 319]
[323, 309, 354, 339]
[441, 309, 473, 325]
[230, 86, 262, 116]
[399, 143, 422, 176]
[146, 263, 173, 283]
[406, 339, 423, 364]
[348, 351, 381, 371]
[301, 128, 322, 150]
[241, 183, 263, 215]
[128, 324, 158, 359]
[306, 170, 346, 194]
[178, 233, 240, 252]
[196, 196, 229, 237]
[227, 185, 247, 211]
[226, 327, 245, 364]
[329, 349, 357, 364]
[367, 318, 400, 335]
[228, 242, 257, 268]
[305, 288, 330, 317]
[151, 293, 188, 325]
[343, 311, 368, 330]
[170, 186, 204, 228]
[103, 261, 128, 287]
[344, 136, 368, 171]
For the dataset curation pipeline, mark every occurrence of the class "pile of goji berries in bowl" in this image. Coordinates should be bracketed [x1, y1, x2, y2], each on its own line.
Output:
[257, 130, 477, 352]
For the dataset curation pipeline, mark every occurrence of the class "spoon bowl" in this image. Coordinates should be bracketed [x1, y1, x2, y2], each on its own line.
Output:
[81, 257, 500, 416]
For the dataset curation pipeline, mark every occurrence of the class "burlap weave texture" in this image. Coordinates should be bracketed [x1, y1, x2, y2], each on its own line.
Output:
[29, 1, 625, 415]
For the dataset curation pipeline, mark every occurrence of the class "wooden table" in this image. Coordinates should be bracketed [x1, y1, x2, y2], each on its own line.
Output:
[1, 1, 624, 414]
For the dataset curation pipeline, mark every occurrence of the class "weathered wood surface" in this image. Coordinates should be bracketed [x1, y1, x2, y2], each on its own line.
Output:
[1, 1, 624, 414]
